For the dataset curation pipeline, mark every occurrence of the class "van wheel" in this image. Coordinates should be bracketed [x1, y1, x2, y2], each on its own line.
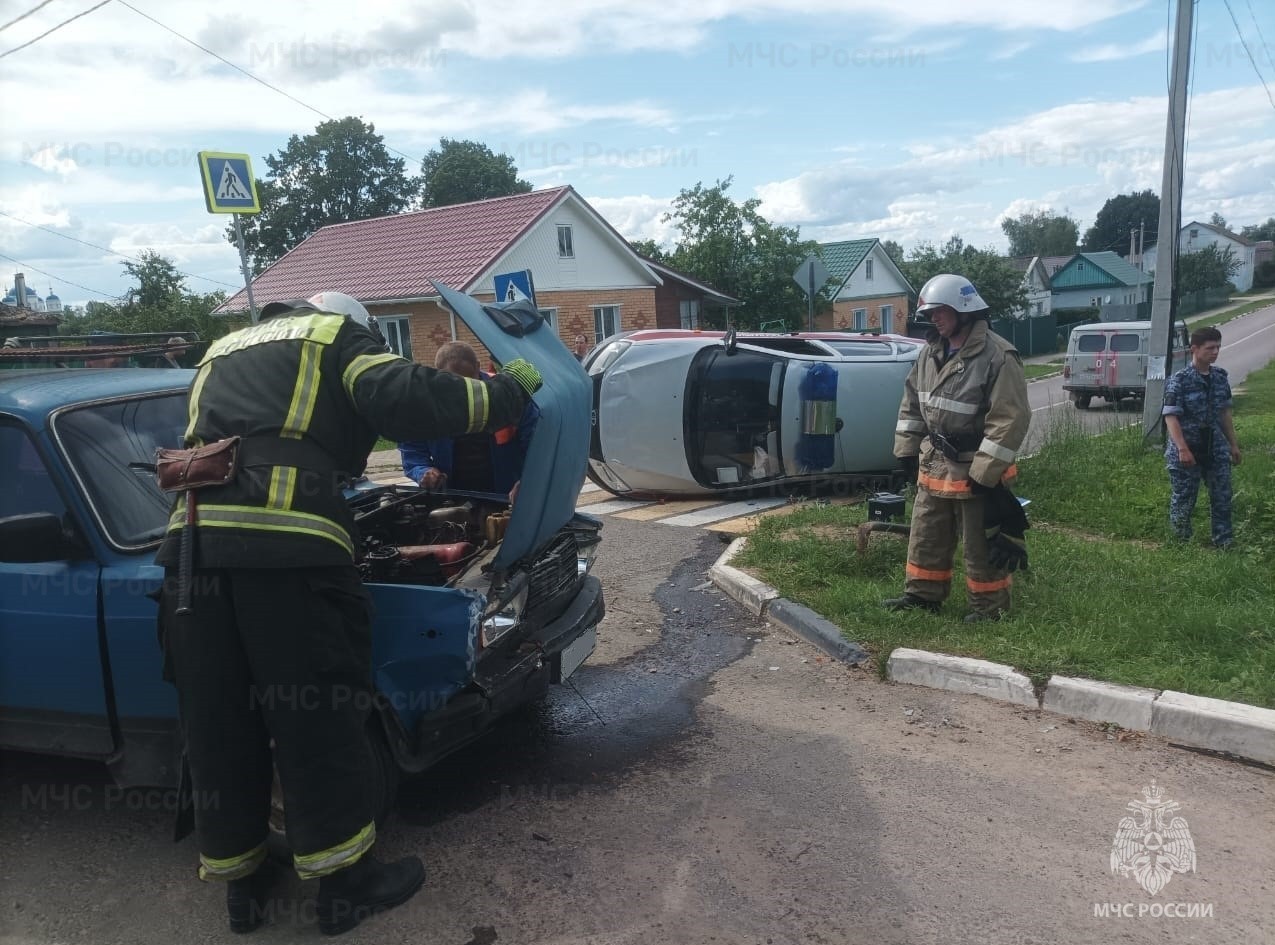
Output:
[266, 723, 400, 865]
[1074, 395, 1092, 410]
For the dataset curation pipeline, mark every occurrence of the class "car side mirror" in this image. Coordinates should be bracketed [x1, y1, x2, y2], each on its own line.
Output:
[0, 512, 88, 562]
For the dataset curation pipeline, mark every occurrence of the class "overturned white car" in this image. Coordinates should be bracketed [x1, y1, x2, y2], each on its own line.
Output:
[584, 328, 923, 498]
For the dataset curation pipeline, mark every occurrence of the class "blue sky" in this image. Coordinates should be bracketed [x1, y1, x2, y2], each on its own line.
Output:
[1, 0, 1272, 308]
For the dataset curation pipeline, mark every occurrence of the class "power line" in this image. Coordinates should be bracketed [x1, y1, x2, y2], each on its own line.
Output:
[0, 0, 111, 60]
[0, 252, 120, 299]
[0, 209, 241, 290]
[116, 1, 421, 168]
[1222, 0, 1275, 110]
[0, 0, 57, 33]
[1242, 0, 1275, 88]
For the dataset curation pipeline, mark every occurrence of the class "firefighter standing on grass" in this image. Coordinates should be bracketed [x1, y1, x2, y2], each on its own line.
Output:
[155, 291, 542, 936]
[883, 274, 1032, 621]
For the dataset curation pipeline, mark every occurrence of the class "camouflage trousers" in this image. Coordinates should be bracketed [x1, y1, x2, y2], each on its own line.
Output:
[1167, 457, 1233, 547]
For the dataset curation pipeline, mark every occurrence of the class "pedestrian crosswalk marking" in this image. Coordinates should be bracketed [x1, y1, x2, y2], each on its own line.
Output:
[613, 498, 719, 521]
[578, 497, 656, 515]
[659, 497, 789, 527]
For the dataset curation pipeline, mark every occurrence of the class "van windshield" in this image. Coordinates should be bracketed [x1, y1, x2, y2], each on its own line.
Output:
[1077, 335, 1106, 353]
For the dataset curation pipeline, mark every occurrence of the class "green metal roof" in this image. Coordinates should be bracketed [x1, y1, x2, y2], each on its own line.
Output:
[1051, 251, 1151, 289]
[817, 239, 877, 288]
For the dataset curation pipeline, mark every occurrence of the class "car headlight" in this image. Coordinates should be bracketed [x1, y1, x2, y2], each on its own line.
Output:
[481, 574, 529, 648]
[586, 339, 630, 376]
[577, 537, 600, 576]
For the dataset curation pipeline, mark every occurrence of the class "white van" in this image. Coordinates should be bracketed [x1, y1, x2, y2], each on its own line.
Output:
[1062, 320, 1189, 409]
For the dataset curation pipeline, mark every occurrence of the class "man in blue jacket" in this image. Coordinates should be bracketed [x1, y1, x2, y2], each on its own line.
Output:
[400, 342, 539, 500]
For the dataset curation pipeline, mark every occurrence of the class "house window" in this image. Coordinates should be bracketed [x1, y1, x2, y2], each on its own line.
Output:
[852, 308, 868, 331]
[865, 258, 874, 281]
[879, 303, 893, 327]
[538, 307, 558, 331]
[680, 299, 700, 329]
[1189, 228, 1198, 240]
[593, 305, 620, 341]
[557, 224, 575, 258]
[381, 316, 412, 360]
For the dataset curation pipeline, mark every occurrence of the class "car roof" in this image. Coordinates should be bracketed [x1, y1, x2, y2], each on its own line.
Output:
[0, 368, 194, 425]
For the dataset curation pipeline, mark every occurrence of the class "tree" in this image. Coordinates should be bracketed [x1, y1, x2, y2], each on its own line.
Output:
[1241, 217, 1275, 242]
[880, 239, 905, 267]
[898, 235, 1028, 318]
[1082, 190, 1160, 256]
[1176, 244, 1240, 294]
[1000, 209, 1079, 257]
[1209, 211, 1229, 231]
[627, 238, 668, 263]
[121, 251, 185, 309]
[230, 117, 421, 272]
[419, 138, 531, 209]
[660, 177, 817, 329]
[58, 253, 243, 342]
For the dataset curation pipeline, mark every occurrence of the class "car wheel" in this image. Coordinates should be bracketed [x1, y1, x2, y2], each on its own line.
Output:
[1074, 395, 1092, 410]
[266, 723, 400, 864]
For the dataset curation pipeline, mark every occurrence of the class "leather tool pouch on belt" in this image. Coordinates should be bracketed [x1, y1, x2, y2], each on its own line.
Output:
[155, 436, 241, 493]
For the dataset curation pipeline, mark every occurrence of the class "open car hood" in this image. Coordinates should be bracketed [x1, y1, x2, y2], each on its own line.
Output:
[433, 282, 591, 572]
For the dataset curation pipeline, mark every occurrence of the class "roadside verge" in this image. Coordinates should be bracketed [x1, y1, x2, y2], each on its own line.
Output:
[710, 536, 1275, 767]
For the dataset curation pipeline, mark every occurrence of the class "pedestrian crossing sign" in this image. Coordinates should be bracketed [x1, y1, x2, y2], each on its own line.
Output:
[197, 151, 261, 214]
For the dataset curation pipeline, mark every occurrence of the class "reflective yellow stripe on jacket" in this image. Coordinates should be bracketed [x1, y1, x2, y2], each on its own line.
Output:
[168, 503, 355, 557]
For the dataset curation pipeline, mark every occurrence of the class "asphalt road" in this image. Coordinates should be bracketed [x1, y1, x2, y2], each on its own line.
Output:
[1022, 300, 1275, 454]
[3, 517, 1273, 945]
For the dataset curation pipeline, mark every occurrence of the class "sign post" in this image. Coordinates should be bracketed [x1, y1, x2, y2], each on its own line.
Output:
[197, 151, 263, 323]
[792, 255, 831, 332]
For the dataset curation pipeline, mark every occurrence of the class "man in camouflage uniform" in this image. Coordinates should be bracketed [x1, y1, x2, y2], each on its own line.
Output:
[885, 274, 1032, 621]
[1163, 326, 1242, 547]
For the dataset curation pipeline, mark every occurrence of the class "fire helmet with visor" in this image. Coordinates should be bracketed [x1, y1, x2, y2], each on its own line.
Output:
[915, 274, 989, 321]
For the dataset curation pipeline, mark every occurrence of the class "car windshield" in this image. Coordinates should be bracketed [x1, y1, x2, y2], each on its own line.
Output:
[55, 392, 189, 549]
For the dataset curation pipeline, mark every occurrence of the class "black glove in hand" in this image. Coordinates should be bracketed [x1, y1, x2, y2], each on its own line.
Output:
[987, 532, 1029, 572]
[898, 454, 919, 486]
[981, 483, 1029, 572]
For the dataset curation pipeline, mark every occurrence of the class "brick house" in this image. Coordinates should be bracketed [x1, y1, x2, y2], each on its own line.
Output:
[216, 187, 733, 367]
[642, 258, 738, 329]
[816, 238, 913, 334]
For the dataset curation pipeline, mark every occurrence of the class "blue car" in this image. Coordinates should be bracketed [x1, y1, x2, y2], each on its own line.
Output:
[0, 286, 604, 826]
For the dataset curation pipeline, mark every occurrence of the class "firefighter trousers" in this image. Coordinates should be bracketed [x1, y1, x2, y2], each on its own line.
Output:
[903, 487, 1013, 616]
[159, 566, 377, 881]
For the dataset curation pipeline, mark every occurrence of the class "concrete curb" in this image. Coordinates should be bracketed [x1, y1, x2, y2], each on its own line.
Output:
[708, 538, 1275, 766]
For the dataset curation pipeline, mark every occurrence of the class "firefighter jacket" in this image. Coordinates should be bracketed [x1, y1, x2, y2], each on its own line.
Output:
[155, 312, 529, 569]
[893, 319, 1030, 499]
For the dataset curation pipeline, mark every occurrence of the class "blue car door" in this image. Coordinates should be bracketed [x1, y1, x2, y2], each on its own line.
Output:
[0, 421, 114, 756]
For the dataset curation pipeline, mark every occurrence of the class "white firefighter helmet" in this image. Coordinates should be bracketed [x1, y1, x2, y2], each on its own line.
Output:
[916, 274, 989, 315]
[307, 291, 385, 347]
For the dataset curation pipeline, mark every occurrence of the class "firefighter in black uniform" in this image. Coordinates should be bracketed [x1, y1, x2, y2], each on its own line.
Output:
[155, 291, 543, 936]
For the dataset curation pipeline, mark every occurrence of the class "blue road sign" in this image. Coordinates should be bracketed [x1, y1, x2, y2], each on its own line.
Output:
[493, 269, 537, 306]
[197, 151, 261, 214]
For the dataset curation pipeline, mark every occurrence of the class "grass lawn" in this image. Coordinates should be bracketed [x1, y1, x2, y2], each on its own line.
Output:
[373, 436, 397, 453]
[1191, 296, 1275, 330]
[736, 361, 1275, 708]
[1022, 363, 1061, 381]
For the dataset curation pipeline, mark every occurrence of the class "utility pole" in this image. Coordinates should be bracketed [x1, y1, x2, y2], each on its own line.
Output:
[1129, 228, 1137, 261]
[1142, 0, 1194, 438]
[1138, 219, 1146, 272]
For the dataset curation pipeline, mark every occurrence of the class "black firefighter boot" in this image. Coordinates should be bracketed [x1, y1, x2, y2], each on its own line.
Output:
[226, 859, 283, 934]
[882, 593, 941, 614]
[316, 854, 426, 936]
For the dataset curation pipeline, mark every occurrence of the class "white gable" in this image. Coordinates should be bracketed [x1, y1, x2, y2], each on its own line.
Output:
[471, 193, 657, 295]
[833, 244, 910, 300]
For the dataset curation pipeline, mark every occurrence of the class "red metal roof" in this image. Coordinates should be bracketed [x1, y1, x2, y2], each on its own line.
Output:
[217, 187, 571, 312]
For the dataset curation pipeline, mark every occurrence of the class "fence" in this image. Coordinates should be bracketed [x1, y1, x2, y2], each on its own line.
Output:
[989, 312, 1058, 357]
[1176, 288, 1231, 318]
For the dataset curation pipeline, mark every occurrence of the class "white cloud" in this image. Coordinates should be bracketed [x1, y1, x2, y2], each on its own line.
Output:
[584, 194, 679, 246]
[1070, 29, 1166, 63]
